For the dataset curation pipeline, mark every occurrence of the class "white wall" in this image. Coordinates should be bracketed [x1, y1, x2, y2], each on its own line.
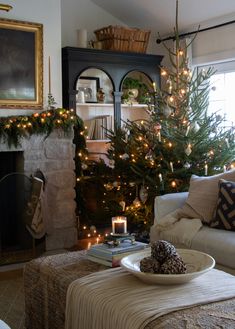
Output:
[0, 0, 62, 116]
[61, 0, 127, 47]
[61, 0, 157, 54]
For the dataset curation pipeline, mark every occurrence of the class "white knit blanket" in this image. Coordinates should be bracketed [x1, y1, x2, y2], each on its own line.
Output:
[65, 268, 235, 329]
[150, 209, 203, 247]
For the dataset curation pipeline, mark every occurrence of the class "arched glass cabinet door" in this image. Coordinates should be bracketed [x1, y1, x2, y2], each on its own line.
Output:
[75, 67, 114, 163]
[120, 71, 154, 125]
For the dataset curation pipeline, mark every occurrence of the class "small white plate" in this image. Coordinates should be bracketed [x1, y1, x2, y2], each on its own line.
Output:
[120, 248, 215, 285]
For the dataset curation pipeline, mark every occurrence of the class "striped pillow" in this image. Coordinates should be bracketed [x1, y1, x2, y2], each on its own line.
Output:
[210, 179, 235, 231]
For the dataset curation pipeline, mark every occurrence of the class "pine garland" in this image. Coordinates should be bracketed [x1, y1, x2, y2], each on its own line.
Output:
[0, 108, 85, 147]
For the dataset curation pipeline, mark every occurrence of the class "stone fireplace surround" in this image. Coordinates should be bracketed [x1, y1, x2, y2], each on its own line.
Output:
[0, 129, 77, 251]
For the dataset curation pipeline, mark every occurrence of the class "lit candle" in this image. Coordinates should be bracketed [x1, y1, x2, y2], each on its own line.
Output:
[48, 56, 51, 94]
[158, 131, 161, 142]
[205, 164, 208, 176]
[159, 173, 162, 182]
[171, 180, 176, 188]
[153, 82, 157, 92]
[170, 161, 174, 172]
[112, 216, 127, 235]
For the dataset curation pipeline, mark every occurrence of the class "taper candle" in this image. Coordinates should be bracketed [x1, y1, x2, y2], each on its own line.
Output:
[48, 56, 51, 94]
[153, 82, 157, 92]
[205, 164, 208, 176]
[158, 131, 161, 142]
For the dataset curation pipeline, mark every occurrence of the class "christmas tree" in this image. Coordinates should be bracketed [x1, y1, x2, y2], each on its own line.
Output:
[76, 0, 235, 239]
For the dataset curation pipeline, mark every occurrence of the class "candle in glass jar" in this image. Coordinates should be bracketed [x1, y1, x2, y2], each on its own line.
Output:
[112, 216, 127, 235]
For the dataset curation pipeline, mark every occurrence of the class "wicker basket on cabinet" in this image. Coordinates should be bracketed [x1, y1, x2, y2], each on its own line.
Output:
[94, 25, 150, 53]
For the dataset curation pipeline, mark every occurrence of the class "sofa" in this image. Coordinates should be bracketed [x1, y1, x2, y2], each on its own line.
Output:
[150, 171, 235, 275]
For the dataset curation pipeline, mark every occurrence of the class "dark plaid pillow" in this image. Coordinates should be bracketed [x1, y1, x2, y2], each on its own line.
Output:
[210, 179, 235, 231]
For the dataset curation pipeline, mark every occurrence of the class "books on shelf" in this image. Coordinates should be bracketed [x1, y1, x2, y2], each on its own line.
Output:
[86, 240, 149, 267]
[84, 115, 113, 140]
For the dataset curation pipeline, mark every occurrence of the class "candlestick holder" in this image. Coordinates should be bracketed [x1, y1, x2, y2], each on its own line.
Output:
[103, 233, 135, 247]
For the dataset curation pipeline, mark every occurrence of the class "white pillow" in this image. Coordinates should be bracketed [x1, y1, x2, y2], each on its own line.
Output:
[184, 170, 235, 223]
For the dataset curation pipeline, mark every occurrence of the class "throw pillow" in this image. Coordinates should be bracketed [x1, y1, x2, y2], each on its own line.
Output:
[210, 179, 235, 231]
[183, 169, 235, 224]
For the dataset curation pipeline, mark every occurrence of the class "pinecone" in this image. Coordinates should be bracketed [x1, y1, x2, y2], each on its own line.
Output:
[160, 255, 187, 274]
[151, 240, 177, 263]
[140, 256, 161, 273]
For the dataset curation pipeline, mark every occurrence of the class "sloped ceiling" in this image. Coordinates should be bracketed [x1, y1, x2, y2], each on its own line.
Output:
[91, 0, 235, 36]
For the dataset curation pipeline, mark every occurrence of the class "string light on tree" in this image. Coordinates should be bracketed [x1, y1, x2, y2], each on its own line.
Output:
[74, 0, 235, 242]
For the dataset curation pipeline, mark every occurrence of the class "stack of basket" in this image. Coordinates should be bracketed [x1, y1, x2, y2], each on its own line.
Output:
[94, 25, 150, 53]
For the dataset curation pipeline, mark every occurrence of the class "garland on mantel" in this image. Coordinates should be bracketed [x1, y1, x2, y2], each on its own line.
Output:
[0, 108, 85, 147]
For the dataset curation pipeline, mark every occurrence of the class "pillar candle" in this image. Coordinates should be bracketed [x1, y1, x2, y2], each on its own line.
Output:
[77, 29, 87, 48]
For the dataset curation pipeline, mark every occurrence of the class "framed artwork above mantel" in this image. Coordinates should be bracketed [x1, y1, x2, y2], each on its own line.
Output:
[0, 18, 43, 109]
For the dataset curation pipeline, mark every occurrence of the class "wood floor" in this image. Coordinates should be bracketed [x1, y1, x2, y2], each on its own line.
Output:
[0, 270, 25, 329]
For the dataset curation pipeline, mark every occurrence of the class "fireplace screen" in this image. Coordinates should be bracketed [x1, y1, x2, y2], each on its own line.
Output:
[0, 150, 47, 264]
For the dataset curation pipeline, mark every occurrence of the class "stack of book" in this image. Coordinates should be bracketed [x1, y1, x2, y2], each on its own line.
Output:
[85, 115, 113, 140]
[86, 240, 148, 267]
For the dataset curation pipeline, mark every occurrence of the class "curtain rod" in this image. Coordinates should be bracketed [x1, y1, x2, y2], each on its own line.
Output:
[156, 19, 235, 44]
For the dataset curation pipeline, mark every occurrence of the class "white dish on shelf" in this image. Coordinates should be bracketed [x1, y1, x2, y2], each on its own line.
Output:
[120, 248, 215, 285]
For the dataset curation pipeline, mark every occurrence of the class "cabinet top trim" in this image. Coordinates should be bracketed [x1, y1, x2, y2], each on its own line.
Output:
[62, 47, 163, 66]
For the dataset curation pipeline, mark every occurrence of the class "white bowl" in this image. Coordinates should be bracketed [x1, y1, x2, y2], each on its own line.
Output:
[120, 248, 215, 285]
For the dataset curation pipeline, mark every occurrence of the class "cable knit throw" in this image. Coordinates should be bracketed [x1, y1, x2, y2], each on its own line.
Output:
[65, 267, 235, 329]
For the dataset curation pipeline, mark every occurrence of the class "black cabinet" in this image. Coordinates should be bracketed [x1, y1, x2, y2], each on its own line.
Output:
[62, 47, 163, 125]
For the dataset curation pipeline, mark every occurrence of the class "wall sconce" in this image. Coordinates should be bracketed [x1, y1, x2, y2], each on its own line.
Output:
[0, 4, 13, 11]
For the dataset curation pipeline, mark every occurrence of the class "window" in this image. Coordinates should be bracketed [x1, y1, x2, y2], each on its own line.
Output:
[197, 61, 235, 127]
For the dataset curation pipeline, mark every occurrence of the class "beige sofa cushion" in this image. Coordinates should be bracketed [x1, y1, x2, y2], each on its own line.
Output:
[184, 170, 235, 223]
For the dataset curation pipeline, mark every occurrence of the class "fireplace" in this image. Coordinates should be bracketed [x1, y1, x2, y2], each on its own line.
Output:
[0, 129, 78, 255]
[0, 151, 32, 253]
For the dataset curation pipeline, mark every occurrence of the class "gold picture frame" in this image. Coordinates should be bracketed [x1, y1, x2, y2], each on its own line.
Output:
[0, 18, 43, 109]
